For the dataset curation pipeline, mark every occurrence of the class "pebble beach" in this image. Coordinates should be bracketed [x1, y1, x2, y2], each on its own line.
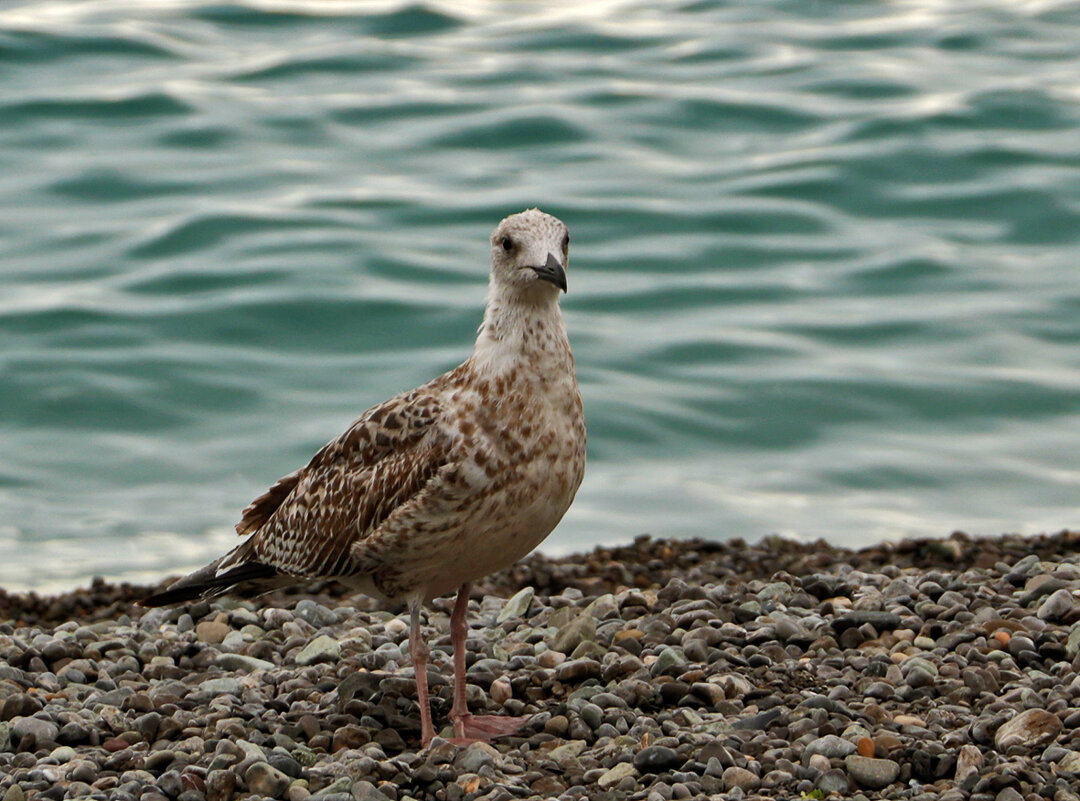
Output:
[3, 531, 1080, 801]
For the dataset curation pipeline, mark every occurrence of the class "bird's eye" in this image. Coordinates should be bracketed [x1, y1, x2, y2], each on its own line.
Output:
[562, 233, 570, 252]
[501, 236, 514, 252]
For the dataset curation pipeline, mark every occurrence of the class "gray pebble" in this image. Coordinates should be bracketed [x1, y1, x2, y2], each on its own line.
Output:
[845, 756, 900, 790]
[805, 735, 856, 759]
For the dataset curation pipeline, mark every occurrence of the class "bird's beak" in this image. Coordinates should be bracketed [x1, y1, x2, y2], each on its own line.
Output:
[531, 252, 568, 293]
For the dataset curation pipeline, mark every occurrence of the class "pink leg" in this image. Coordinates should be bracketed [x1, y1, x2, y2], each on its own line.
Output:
[449, 581, 471, 732]
[449, 582, 530, 742]
[408, 603, 435, 747]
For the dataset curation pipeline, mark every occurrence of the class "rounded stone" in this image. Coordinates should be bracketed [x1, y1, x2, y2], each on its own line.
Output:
[806, 734, 856, 759]
[845, 755, 900, 790]
[246, 761, 292, 798]
[816, 768, 851, 794]
[722, 766, 760, 792]
[634, 745, 681, 773]
[12, 717, 59, 748]
[994, 708, 1063, 751]
[195, 620, 230, 644]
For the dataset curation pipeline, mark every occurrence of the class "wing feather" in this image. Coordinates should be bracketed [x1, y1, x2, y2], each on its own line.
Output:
[236, 468, 303, 536]
[227, 387, 453, 578]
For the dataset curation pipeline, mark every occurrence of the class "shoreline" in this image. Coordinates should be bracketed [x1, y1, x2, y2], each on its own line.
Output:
[2, 529, 1080, 800]
[3, 529, 1080, 625]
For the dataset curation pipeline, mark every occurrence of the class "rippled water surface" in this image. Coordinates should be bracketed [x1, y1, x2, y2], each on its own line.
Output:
[2, 0, 1080, 591]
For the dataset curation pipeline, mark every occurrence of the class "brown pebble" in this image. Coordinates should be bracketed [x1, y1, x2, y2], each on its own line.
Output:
[994, 630, 1011, 647]
[543, 714, 569, 736]
[532, 776, 566, 795]
[196, 620, 230, 645]
[331, 724, 369, 752]
[874, 733, 904, 758]
[894, 714, 927, 728]
[103, 737, 129, 752]
[857, 737, 875, 757]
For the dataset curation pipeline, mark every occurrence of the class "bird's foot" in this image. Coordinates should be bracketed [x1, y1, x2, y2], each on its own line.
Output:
[449, 713, 530, 744]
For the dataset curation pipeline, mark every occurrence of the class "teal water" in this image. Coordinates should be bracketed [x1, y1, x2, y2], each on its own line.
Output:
[2, 0, 1080, 592]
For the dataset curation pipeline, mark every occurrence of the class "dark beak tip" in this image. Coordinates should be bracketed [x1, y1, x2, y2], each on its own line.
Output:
[535, 253, 568, 293]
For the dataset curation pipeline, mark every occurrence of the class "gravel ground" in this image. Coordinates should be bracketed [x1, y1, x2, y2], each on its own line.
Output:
[3, 530, 1080, 801]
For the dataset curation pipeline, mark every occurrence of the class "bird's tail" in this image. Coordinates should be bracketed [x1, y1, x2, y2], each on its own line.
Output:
[139, 542, 286, 607]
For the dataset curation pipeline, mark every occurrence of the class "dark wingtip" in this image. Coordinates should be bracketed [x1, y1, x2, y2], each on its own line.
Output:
[138, 560, 280, 608]
[139, 585, 208, 608]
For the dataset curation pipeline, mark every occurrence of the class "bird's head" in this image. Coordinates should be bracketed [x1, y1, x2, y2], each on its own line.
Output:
[489, 208, 570, 298]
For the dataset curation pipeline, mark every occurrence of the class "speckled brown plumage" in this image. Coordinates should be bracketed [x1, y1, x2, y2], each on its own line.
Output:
[141, 209, 584, 744]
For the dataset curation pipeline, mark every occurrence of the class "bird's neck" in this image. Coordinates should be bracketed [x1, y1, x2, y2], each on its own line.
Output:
[470, 285, 571, 379]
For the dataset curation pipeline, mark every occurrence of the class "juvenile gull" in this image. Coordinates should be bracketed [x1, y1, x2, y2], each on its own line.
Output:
[142, 208, 586, 745]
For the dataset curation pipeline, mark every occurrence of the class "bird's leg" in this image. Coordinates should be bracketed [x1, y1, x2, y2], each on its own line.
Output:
[449, 581, 530, 742]
[408, 601, 435, 748]
[448, 581, 471, 734]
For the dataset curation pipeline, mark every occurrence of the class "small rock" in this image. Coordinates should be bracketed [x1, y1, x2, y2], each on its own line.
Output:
[549, 740, 588, 764]
[597, 762, 637, 788]
[955, 744, 983, 783]
[496, 587, 535, 622]
[1065, 622, 1080, 658]
[490, 678, 512, 705]
[994, 708, 1063, 751]
[817, 769, 850, 794]
[893, 713, 927, 727]
[50, 745, 76, 763]
[1038, 588, 1078, 622]
[734, 707, 783, 731]
[806, 734, 856, 759]
[200, 677, 244, 697]
[556, 659, 601, 683]
[543, 715, 569, 736]
[295, 635, 340, 666]
[1057, 750, 1080, 773]
[553, 613, 596, 654]
[269, 752, 303, 778]
[587, 593, 619, 619]
[845, 755, 900, 789]
[649, 647, 687, 677]
[206, 769, 236, 801]
[318, 777, 354, 797]
[294, 600, 338, 628]
[216, 653, 275, 672]
[456, 742, 499, 773]
[905, 666, 936, 689]
[246, 761, 292, 798]
[12, 716, 59, 747]
[579, 702, 603, 730]
[723, 766, 760, 792]
[196, 620, 230, 644]
[634, 745, 681, 773]
[832, 611, 902, 633]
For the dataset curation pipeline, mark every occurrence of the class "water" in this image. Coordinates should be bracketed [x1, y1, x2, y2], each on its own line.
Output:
[2, 0, 1079, 593]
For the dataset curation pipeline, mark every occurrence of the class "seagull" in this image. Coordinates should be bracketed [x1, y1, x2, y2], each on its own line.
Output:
[141, 208, 586, 746]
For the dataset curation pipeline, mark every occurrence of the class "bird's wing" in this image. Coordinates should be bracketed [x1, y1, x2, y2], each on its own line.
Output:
[227, 384, 456, 578]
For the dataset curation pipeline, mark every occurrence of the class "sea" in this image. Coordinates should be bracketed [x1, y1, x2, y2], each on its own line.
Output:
[2, 0, 1079, 592]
